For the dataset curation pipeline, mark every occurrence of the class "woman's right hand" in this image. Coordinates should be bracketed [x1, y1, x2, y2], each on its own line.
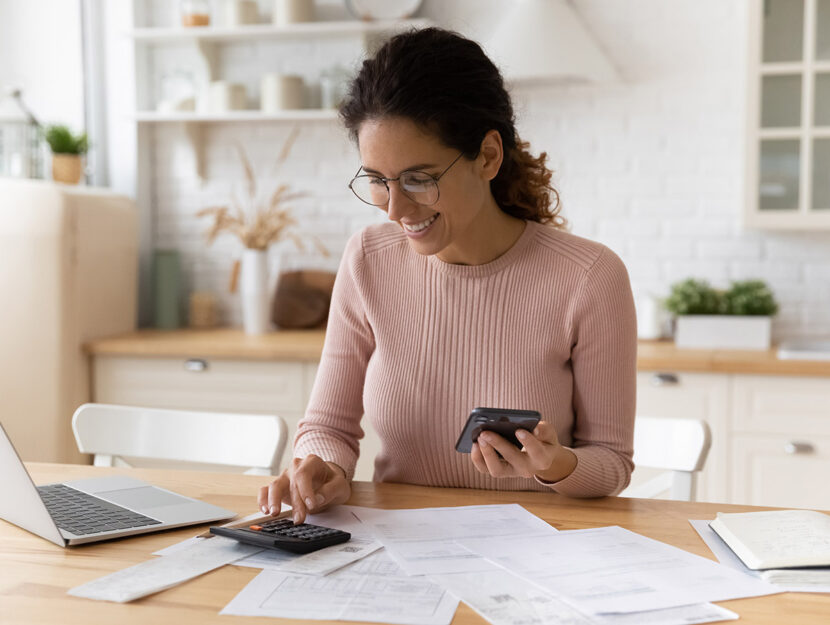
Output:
[258, 454, 351, 525]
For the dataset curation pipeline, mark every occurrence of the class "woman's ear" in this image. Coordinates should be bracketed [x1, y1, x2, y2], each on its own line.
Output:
[478, 129, 504, 182]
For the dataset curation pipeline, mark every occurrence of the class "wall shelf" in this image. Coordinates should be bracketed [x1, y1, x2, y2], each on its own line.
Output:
[133, 109, 339, 122]
[128, 19, 431, 43]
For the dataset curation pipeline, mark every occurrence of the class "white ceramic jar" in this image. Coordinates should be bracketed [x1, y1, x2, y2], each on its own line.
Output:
[207, 81, 247, 112]
[225, 0, 259, 26]
[260, 74, 305, 111]
[272, 0, 314, 25]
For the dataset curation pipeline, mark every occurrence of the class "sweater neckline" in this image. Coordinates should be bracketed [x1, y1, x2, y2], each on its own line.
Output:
[426, 220, 538, 278]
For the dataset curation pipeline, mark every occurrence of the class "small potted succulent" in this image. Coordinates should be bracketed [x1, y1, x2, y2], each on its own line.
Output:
[44, 124, 88, 184]
[664, 278, 779, 350]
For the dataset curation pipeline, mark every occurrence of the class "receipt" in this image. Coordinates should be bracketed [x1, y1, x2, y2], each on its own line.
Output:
[68, 536, 262, 603]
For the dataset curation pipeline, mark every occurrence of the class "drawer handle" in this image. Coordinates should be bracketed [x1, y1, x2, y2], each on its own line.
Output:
[784, 441, 815, 455]
[650, 373, 679, 386]
[184, 359, 209, 372]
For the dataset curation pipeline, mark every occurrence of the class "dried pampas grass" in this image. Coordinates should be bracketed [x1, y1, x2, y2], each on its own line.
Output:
[197, 128, 328, 256]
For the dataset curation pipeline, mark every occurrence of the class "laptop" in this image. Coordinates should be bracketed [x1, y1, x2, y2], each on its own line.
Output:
[0, 422, 236, 546]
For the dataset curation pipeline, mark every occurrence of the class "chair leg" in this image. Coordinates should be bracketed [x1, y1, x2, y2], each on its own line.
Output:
[670, 471, 696, 502]
[93, 454, 114, 467]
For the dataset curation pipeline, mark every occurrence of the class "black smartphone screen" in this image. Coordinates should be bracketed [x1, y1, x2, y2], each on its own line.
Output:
[455, 407, 542, 453]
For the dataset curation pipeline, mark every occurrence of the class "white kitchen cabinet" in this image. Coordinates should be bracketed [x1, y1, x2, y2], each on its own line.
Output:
[92, 355, 381, 479]
[744, 0, 830, 229]
[730, 374, 830, 508]
[635, 371, 730, 502]
[730, 433, 830, 509]
[637, 367, 830, 508]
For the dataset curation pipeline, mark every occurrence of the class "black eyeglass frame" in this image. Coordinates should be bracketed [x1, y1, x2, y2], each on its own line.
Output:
[347, 152, 466, 207]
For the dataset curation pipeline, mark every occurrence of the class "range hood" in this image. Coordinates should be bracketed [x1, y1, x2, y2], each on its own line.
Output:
[485, 0, 619, 84]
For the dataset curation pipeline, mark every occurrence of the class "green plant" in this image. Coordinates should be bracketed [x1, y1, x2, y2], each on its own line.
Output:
[664, 279, 722, 315]
[722, 280, 779, 316]
[664, 278, 779, 316]
[43, 125, 88, 155]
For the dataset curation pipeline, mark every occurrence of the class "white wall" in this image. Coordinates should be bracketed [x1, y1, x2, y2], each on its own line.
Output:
[133, 1, 830, 338]
[0, 0, 84, 130]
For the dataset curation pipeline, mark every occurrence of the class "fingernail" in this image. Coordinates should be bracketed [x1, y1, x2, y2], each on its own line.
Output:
[316, 494, 325, 506]
[517, 430, 528, 439]
[305, 497, 314, 509]
[260, 505, 268, 514]
[293, 513, 300, 524]
[479, 433, 491, 442]
[479, 438, 489, 448]
[269, 505, 277, 515]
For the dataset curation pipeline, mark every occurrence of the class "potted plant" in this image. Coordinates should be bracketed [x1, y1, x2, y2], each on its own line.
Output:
[43, 124, 88, 184]
[664, 278, 779, 350]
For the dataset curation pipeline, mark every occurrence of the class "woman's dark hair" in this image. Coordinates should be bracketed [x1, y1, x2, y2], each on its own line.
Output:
[339, 27, 564, 228]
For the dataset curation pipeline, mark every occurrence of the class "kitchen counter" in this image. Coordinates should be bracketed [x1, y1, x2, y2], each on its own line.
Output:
[84, 328, 326, 361]
[85, 329, 830, 377]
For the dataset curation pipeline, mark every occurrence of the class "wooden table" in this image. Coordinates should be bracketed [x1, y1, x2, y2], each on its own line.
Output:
[2, 464, 828, 624]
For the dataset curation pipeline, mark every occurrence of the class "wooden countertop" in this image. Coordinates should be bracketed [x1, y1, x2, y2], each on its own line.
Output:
[85, 328, 326, 362]
[85, 329, 830, 377]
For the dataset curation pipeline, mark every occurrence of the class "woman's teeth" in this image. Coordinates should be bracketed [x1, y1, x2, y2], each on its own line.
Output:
[403, 213, 439, 232]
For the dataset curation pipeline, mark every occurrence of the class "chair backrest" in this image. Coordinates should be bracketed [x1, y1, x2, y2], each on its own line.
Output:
[620, 416, 712, 502]
[72, 403, 288, 476]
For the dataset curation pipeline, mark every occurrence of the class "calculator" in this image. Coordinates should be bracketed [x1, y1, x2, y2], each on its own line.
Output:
[209, 518, 351, 554]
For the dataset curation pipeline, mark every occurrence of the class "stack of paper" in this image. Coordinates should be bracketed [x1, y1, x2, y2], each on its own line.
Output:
[70, 502, 789, 625]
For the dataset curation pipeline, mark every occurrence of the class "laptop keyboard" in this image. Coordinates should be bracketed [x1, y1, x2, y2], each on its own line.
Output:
[37, 483, 162, 536]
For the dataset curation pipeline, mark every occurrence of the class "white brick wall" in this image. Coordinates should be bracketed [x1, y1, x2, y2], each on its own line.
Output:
[141, 0, 830, 338]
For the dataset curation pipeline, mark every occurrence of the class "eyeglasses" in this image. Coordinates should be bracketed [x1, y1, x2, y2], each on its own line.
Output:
[348, 152, 465, 207]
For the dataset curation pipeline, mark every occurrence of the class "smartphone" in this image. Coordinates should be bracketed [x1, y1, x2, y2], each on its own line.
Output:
[455, 407, 542, 453]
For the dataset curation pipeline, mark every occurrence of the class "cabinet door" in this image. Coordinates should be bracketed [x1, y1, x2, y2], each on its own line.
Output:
[94, 355, 382, 479]
[730, 374, 830, 507]
[93, 355, 312, 473]
[636, 371, 730, 502]
[731, 433, 830, 508]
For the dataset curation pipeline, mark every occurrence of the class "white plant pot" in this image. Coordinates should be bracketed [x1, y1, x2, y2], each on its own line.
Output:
[674, 315, 772, 350]
[240, 249, 271, 335]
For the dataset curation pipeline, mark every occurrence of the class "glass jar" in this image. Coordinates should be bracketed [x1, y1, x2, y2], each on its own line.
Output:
[180, 0, 211, 27]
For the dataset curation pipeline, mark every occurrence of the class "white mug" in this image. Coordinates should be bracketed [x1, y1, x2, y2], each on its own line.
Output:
[261, 73, 305, 111]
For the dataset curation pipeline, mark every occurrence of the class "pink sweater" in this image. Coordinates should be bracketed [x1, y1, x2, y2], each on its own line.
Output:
[294, 220, 637, 497]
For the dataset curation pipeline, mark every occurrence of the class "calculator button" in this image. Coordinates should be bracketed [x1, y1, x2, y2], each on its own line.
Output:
[249, 525, 262, 531]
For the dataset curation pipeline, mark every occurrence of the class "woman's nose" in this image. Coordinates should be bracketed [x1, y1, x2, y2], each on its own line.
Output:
[385, 182, 416, 222]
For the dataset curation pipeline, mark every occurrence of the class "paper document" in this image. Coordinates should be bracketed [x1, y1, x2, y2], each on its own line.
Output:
[156, 506, 379, 576]
[221, 549, 459, 625]
[69, 536, 262, 603]
[244, 536, 383, 575]
[690, 519, 830, 593]
[459, 525, 779, 614]
[355, 503, 557, 575]
[433, 566, 738, 625]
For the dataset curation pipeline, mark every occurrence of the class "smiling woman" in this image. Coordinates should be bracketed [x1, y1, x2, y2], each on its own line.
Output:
[258, 27, 638, 524]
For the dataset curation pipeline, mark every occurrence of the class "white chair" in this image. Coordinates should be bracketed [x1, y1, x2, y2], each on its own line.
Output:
[620, 416, 712, 502]
[72, 403, 288, 476]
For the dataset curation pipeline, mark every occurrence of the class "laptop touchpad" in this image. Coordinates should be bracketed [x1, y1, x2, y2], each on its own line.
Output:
[96, 486, 188, 509]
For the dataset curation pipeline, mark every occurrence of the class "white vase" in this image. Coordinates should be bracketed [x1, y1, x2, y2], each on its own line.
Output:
[240, 249, 271, 335]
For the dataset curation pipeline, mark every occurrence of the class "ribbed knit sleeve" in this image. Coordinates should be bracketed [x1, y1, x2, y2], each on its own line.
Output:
[293, 231, 374, 479]
[544, 247, 637, 497]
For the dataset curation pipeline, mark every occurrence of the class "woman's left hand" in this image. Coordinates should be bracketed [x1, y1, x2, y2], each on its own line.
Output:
[470, 422, 577, 483]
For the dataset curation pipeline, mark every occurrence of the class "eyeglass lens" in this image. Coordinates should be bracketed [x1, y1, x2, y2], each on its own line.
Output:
[351, 171, 439, 206]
